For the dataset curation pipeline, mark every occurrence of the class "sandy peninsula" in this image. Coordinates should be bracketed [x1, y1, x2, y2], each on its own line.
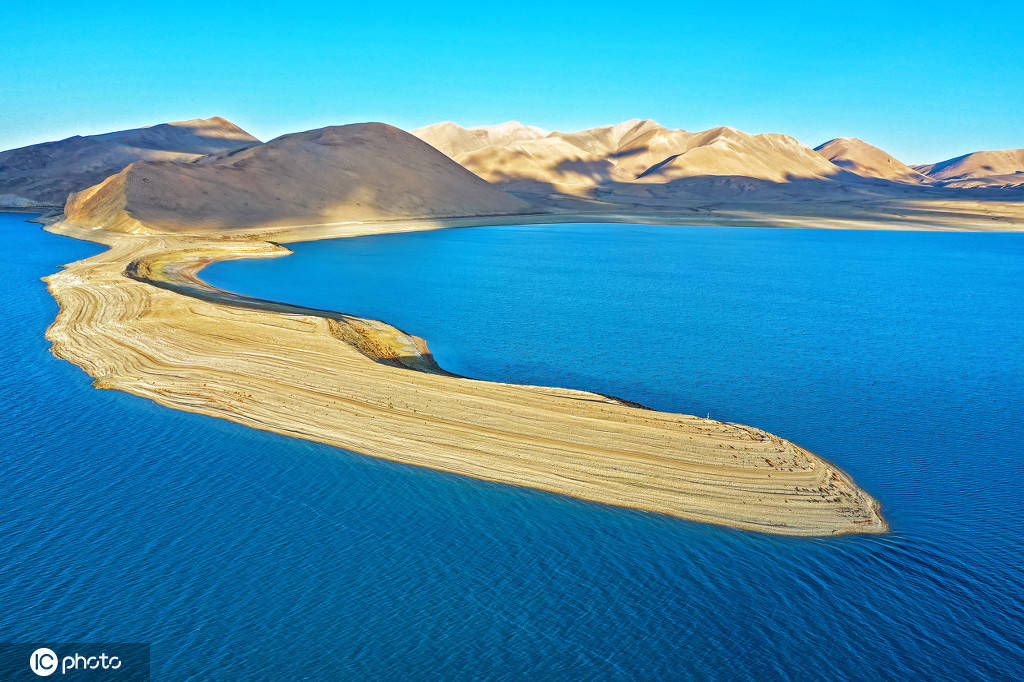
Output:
[40, 211, 889, 537]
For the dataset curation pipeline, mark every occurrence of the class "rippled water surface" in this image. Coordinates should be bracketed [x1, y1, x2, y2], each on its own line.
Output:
[5, 215, 1024, 680]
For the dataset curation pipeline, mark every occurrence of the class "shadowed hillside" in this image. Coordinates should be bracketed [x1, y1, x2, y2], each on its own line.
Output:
[814, 137, 929, 184]
[0, 117, 260, 207]
[916, 149, 1024, 188]
[409, 120, 1024, 228]
[413, 121, 548, 157]
[413, 119, 841, 194]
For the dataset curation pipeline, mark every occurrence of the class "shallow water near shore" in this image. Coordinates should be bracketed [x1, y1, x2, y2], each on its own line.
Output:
[4, 215, 1024, 679]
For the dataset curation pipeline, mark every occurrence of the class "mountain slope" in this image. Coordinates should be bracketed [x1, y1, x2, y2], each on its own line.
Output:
[64, 123, 530, 234]
[455, 137, 632, 192]
[413, 121, 548, 158]
[0, 117, 260, 207]
[814, 137, 929, 184]
[636, 127, 838, 183]
[414, 120, 843, 193]
[916, 149, 1024, 188]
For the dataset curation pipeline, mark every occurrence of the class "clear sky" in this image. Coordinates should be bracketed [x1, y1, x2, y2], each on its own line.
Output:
[2, 1, 1021, 164]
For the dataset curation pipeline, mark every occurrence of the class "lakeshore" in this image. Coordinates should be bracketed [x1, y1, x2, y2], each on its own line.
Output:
[41, 213, 890, 536]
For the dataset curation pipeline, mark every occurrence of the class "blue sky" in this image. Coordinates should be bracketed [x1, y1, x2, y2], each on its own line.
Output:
[2, 1, 1021, 164]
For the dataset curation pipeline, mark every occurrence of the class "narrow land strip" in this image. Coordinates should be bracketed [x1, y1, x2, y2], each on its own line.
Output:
[43, 217, 888, 536]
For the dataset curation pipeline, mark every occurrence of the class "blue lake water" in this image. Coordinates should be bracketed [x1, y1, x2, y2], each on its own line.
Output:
[4, 214, 1024, 680]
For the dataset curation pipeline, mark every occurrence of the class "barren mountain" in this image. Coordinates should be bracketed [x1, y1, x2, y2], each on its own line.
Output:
[916, 149, 1024, 188]
[413, 121, 548, 158]
[814, 137, 929, 184]
[634, 127, 837, 183]
[0, 117, 260, 207]
[64, 123, 529, 234]
[414, 119, 843, 194]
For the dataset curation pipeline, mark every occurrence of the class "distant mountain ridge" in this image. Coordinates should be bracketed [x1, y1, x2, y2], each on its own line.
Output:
[0, 117, 260, 207]
[814, 137, 930, 184]
[413, 120, 1024, 195]
[413, 121, 548, 157]
[413, 119, 840, 194]
[915, 149, 1024, 188]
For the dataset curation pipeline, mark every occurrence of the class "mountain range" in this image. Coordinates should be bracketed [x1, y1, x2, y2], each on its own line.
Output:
[914, 149, 1024, 188]
[413, 120, 1024, 195]
[414, 120, 839, 192]
[3, 116, 1023, 232]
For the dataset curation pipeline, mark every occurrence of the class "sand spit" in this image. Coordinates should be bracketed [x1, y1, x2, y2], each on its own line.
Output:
[43, 217, 887, 537]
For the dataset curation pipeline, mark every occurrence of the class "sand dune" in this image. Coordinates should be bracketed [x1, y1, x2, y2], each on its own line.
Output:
[815, 137, 929, 184]
[916, 149, 1024, 188]
[64, 123, 530, 234]
[0, 117, 259, 207]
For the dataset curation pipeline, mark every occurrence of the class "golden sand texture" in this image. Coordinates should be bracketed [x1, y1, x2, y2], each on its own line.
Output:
[43, 219, 887, 536]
